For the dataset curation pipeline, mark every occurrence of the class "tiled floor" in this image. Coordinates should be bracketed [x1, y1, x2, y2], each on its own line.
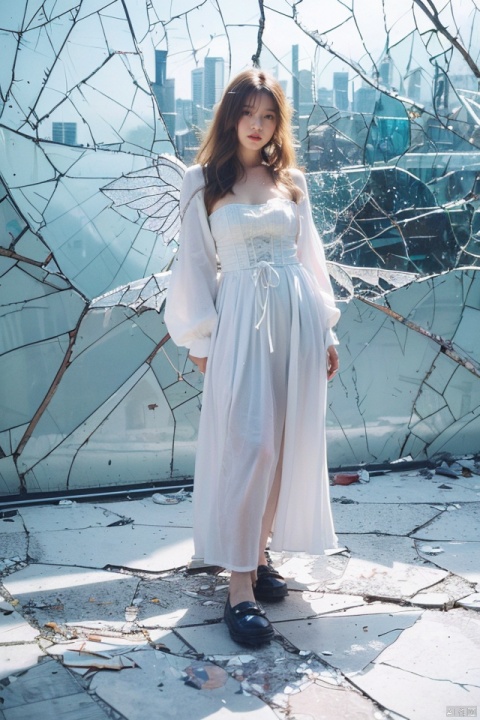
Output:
[1, 466, 480, 719]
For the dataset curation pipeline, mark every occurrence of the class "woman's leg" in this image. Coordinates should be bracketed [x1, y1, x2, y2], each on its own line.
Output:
[257, 431, 284, 570]
[227, 449, 281, 606]
[229, 570, 255, 607]
[229, 441, 283, 606]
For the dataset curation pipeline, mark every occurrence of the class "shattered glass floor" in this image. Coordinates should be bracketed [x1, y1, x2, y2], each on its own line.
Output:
[1, 464, 479, 720]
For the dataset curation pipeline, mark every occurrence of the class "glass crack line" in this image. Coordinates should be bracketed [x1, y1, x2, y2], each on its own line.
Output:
[13, 305, 90, 463]
[358, 296, 480, 379]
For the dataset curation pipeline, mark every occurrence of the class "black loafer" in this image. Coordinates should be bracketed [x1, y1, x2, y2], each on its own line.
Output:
[224, 597, 274, 646]
[253, 564, 288, 601]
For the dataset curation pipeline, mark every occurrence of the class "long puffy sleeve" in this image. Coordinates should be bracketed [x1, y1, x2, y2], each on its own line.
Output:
[164, 165, 218, 358]
[291, 169, 341, 346]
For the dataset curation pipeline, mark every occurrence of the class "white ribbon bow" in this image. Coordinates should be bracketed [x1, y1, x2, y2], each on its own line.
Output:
[252, 260, 281, 353]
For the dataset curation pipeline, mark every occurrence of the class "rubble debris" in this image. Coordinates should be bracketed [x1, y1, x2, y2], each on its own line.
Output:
[44, 622, 79, 640]
[0, 600, 14, 615]
[183, 662, 228, 690]
[61, 649, 136, 670]
[151, 489, 190, 505]
[456, 594, 480, 610]
[332, 469, 369, 485]
[418, 545, 445, 555]
[332, 472, 360, 486]
[124, 606, 138, 622]
[359, 469, 370, 483]
[435, 463, 460, 479]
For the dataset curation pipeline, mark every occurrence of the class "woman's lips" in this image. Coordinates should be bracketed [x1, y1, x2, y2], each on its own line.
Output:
[248, 134, 262, 141]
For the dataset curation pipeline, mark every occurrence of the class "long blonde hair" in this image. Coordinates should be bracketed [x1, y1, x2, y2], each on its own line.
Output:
[196, 69, 300, 214]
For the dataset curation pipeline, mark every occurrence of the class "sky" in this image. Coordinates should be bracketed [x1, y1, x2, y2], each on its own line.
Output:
[17, 0, 478, 146]
[144, 0, 478, 101]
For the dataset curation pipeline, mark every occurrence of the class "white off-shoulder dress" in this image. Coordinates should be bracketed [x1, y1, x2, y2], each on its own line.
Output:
[165, 164, 340, 571]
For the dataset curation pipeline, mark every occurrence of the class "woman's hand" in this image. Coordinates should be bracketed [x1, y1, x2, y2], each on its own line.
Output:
[188, 355, 207, 374]
[326, 345, 339, 381]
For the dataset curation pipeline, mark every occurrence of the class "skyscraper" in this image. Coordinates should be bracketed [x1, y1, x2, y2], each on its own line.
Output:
[191, 68, 204, 125]
[333, 72, 349, 110]
[152, 50, 176, 139]
[354, 85, 377, 113]
[317, 87, 334, 107]
[292, 45, 300, 119]
[155, 50, 167, 87]
[204, 57, 224, 109]
[407, 68, 422, 102]
[52, 122, 77, 145]
[379, 57, 392, 88]
[298, 68, 314, 117]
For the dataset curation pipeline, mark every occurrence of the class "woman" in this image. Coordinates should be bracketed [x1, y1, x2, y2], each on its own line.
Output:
[165, 69, 340, 646]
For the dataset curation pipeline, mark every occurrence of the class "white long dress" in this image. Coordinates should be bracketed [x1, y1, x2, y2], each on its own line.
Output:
[165, 164, 340, 571]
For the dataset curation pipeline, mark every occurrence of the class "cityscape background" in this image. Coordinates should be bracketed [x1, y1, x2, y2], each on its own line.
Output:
[51, 42, 479, 172]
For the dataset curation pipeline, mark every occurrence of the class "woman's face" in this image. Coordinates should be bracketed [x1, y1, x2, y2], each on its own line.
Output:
[236, 92, 277, 157]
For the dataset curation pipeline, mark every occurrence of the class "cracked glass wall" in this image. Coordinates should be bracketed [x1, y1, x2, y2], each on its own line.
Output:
[0, 0, 479, 496]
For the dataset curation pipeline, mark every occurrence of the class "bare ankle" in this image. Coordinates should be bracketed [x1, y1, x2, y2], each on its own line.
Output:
[229, 570, 255, 606]
[258, 552, 268, 567]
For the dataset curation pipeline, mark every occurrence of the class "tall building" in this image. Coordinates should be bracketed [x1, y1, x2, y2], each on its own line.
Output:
[407, 68, 422, 102]
[354, 86, 377, 113]
[152, 50, 176, 139]
[292, 45, 300, 119]
[298, 68, 314, 117]
[317, 87, 334, 107]
[155, 50, 167, 87]
[191, 68, 204, 125]
[433, 66, 449, 110]
[175, 100, 198, 161]
[204, 57, 224, 109]
[333, 72, 349, 110]
[176, 99, 193, 129]
[379, 56, 392, 88]
[161, 79, 176, 139]
[52, 122, 77, 145]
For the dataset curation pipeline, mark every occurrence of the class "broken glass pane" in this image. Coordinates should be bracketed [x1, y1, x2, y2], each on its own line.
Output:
[1, 0, 479, 497]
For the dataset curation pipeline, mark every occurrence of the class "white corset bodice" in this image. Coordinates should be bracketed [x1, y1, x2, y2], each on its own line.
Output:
[208, 197, 300, 272]
[208, 197, 301, 352]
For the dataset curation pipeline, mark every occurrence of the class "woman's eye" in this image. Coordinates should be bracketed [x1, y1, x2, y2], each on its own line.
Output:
[243, 110, 251, 116]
